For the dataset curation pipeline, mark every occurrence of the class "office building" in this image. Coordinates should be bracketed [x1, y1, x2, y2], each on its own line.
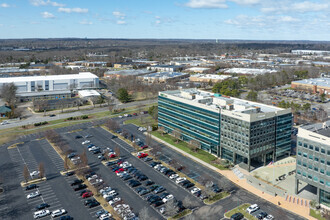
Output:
[140, 72, 189, 83]
[295, 122, 330, 208]
[291, 78, 330, 96]
[158, 89, 292, 171]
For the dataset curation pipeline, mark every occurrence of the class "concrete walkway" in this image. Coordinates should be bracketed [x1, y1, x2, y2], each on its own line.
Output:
[151, 134, 315, 220]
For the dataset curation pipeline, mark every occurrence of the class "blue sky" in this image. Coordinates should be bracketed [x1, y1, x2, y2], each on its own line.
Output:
[0, 0, 329, 40]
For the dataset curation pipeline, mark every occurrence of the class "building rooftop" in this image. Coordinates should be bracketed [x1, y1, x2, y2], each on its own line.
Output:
[16, 90, 71, 97]
[301, 121, 330, 138]
[190, 74, 231, 80]
[293, 78, 330, 87]
[143, 72, 188, 79]
[224, 68, 277, 75]
[185, 67, 211, 72]
[104, 69, 153, 76]
[0, 72, 98, 84]
[161, 89, 283, 114]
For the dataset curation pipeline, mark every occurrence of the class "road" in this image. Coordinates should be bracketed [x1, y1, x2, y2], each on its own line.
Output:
[0, 98, 156, 130]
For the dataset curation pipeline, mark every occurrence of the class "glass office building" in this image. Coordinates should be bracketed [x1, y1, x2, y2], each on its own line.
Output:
[295, 122, 330, 208]
[158, 89, 292, 171]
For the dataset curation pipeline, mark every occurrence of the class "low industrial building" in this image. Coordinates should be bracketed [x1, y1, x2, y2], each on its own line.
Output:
[0, 72, 99, 94]
[147, 65, 184, 72]
[78, 90, 100, 99]
[139, 72, 189, 83]
[0, 105, 11, 117]
[184, 67, 211, 74]
[104, 69, 154, 78]
[189, 74, 231, 83]
[291, 78, 330, 96]
[17, 90, 72, 102]
[292, 50, 330, 55]
[158, 89, 292, 171]
[295, 122, 330, 208]
[224, 68, 277, 75]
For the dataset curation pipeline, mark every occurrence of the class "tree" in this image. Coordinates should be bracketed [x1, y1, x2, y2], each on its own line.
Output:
[64, 156, 70, 171]
[189, 139, 200, 152]
[80, 149, 88, 167]
[23, 164, 30, 183]
[146, 132, 152, 146]
[302, 103, 311, 111]
[158, 126, 165, 136]
[183, 195, 199, 209]
[138, 207, 150, 220]
[172, 128, 182, 143]
[320, 93, 326, 102]
[117, 88, 129, 103]
[246, 90, 258, 101]
[165, 199, 178, 216]
[38, 162, 45, 179]
[148, 105, 158, 120]
[115, 147, 120, 158]
[0, 83, 17, 118]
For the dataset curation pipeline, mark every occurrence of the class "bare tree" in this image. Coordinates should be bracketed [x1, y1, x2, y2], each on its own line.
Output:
[23, 164, 30, 183]
[138, 207, 151, 220]
[64, 156, 70, 171]
[165, 199, 178, 216]
[0, 83, 17, 118]
[105, 119, 120, 131]
[80, 149, 88, 167]
[115, 147, 120, 158]
[189, 139, 200, 152]
[145, 132, 152, 146]
[183, 195, 199, 209]
[158, 126, 165, 136]
[172, 128, 182, 143]
[38, 163, 45, 179]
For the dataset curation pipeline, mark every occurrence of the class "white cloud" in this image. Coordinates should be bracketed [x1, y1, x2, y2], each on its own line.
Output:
[278, 16, 299, 22]
[0, 3, 10, 8]
[155, 20, 161, 24]
[291, 1, 328, 12]
[260, 1, 328, 13]
[41, 11, 55, 19]
[112, 11, 126, 19]
[116, 20, 126, 25]
[30, 0, 65, 7]
[230, 0, 260, 5]
[185, 0, 228, 9]
[80, 20, 93, 25]
[58, 7, 88, 13]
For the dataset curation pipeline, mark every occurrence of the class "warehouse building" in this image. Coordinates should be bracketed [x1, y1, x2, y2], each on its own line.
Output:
[291, 78, 330, 96]
[295, 122, 330, 208]
[158, 89, 292, 171]
[139, 72, 189, 83]
[0, 72, 99, 94]
[189, 74, 231, 83]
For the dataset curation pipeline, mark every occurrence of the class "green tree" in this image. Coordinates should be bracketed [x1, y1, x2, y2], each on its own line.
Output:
[320, 93, 326, 102]
[246, 90, 258, 101]
[238, 76, 248, 85]
[148, 106, 158, 120]
[302, 103, 311, 111]
[117, 88, 129, 103]
[212, 79, 241, 97]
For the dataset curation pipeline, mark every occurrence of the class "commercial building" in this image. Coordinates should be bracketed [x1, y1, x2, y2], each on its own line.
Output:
[292, 50, 330, 55]
[189, 74, 231, 83]
[0, 72, 99, 94]
[104, 69, 154, 78]
[158, 89, 292, 171]
[147, 65, 184, 72]
[291, 78, 330, 96]
[295, 122, 330, 208]
[78, 90, 100, 99]
[184, 67, 211, 74]
[224, 68, 277, 75]
[139, 72, 189, 83]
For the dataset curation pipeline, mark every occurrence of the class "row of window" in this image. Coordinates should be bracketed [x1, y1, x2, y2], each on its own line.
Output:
[298, 141, 330, 155]
[297, 160, 330, 174]
[297, 169, 330, 187]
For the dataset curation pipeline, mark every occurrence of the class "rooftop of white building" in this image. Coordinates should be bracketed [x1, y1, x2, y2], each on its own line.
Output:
[224, 68, 277, 75]
[293, 78, 330, 87]
[0, 72, 98, 84]
[301, 121, 330, 138]
[190, 74, 231, 80]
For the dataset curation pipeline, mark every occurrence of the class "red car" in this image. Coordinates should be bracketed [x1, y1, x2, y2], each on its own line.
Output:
[109, 153, 116, 158]
[141, 145, 148, 149]
[138, 153, 148, 158]
[82, 192, 93, 198]
[133, 113, 138, 116]
[115, 168, 124, 173]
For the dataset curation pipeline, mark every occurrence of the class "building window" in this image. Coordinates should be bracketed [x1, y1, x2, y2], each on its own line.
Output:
[327, 182, 330, 187]
[303, 153, 307, 158]
[303, 162, 307, 167]
[297, 170, 301, 175]
[297, 160, 301, 165]
[309, 155, 313, 160]
[327, 171, 330, 176]
[315, 157, 319, 162]
[320, 179, 324, 184]
[298, 151, 302, 156]
[314, 167, 318, 172]
[298, 141, 302, 146]
[303, 143, 308, 148]
[321, 169, 325, 174]
[309, 145, 313, 150]
[308, 164, 313, 169]
[321, 148, 325, 154]
[308, 174, 312, 179]
[327, 161, 330, 166]
[328, 150, 330, 156]
[302, 172, 307, 177]
[314, 176, 318, 182]
[315, 147, 319, 152]
[321, 159, 325, 164]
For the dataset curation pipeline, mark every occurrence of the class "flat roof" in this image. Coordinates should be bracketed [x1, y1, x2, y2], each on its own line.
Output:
[301, 121, 330, 138]
[293, 78, 330, 87]
[0, 72, 98, 83]
[143, 72, 188, 78]
[105, 69, 153, 76]
[17, 90, 71, 97]
[190, 74, 231, 80]
[224, 68, 277, 75]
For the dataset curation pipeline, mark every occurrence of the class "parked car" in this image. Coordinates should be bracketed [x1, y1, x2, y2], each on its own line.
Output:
[82, 192, 93, 198]
[27, 191, 40, 199]
[26, 184, 38, 191]
[85, 134, 93, 138]
[96, 210, 109, 218]
[30, 171, 40, 177]
[154, 186, 166, 194]
[65, 171, 75, 176]
[152, 200, 164, 207]
[162, 194, 174, 203]
[75, 135, 83, 139]
[191, 187, 201, 194]
[175, 177, 186, 184]
[82, 140, 91, 145]
[183, 182, 195, 189]
[257, 211, 268, 220]
[74, 184, 87, 191]
[67, 153, 76, 159]
[35, 203, 50, 211]
[59, 216, 73, 220]
[144, 180, 154, 186]
[230, 212, 244, 220]
[84, 198, 97, 206]
[33, 210, 50, 219]
[263, 214, 274, 220]
[70, 179, 83, 186]
[51, 209, 67, 218]
[246, 204, 259, 214]
[137, 152, 148, 158]
[88, 201, 100, 208]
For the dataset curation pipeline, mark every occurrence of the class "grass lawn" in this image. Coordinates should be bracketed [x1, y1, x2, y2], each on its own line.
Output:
[310, 209, 326, 220]
[124, 115, 156, 127]
[204, 191, 230, 204]
[169, 209, 192, 220]
[151, 131, 229, 170]
[224, 203, 257, 220]
[132, 91, 157, 101]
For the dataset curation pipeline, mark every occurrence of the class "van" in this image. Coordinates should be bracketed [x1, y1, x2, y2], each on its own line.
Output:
[34, 209, 50, 219]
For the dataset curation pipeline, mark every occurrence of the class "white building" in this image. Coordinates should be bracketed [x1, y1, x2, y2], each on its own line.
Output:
[78, 90, 100, 98]
[0, 72, 99, 93]
[224, 68, 277, 75]
[292, 50, 330, 55]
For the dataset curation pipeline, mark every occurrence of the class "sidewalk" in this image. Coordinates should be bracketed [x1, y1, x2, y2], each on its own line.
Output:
[151, 134, 315, 220]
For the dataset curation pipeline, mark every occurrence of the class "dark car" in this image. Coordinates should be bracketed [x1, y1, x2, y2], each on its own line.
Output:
[144, 194, 156, 201]
[92, 149, 101, 154]
[143, 157, 153, 162]
[88, 201, 100, 208]
[65, 171, 75, 176]
[179, 180, 190, 186]
[25, 184, 38, 191]
[139, 189, 150, 196]
[123, 175, 132, 181]
[84, 199, 96, 206]
[144, 180, 154, 186]
[74, 184, 87, 191]
[230, 212, 244, 220]
[60, 216, 73, 220]
[149, 185, 160, 191]
[135, 187, 146, 193]
[75, 135, 83, 139]
[67, 153, 76, 159]
[148, 196, 161, 204]
[85, 172, 96, 179]
[106, 161, 116, 166]
[212, 184, 222, 193]
[257, 211, 268, 220]
[71, 179, 83, 186]
[35, 203, 49, 211]
[116, 159, 124, 164]
[152, 200, 164, 207]
[111, 135, 118, 139]
[149, 162, 161, 167]
[160, 192, 170, 199]
[154, 186, 166, 194]
[183, 182, 195, 189]
[49, 114, 56, 117]
[137, 175, 148, 181]
[131, 182, 141, 188]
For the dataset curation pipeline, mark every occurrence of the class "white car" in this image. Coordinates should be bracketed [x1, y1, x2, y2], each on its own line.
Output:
[169, 174, 179, 179]
[82, 140, 91, 145]
[99, 213, 112, 220]
[27, 191, 40, 199]
[263, 214, 274, 220]
[109, 197, 121, 205]
[190, 187, 201, 194]
[51, 209, 67, 218]
[246, 204, 259, 214]
[175, 177, 186, 184]
[162, 194, 174, 203]
[30, 171, 40, 177]
[159, 207, 166, 214]
[1, 121, 8, 125]
[118, 115, 123, 118]
[124, 114, 128, 117]
[34, 209, 50, 219]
